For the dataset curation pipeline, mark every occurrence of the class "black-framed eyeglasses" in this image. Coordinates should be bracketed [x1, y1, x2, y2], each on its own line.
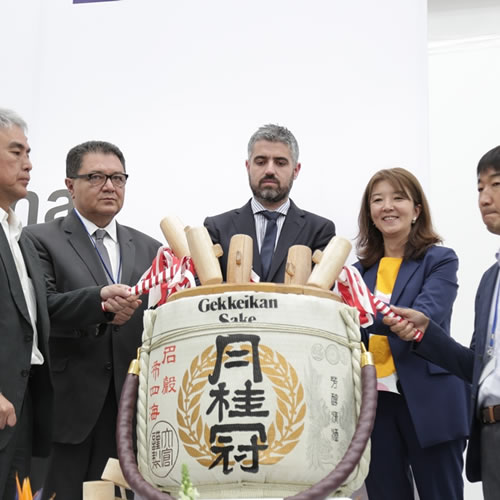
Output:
[70, 172, 129, 188]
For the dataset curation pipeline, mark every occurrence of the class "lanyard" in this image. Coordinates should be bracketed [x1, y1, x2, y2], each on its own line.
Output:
[487, 277, 500, 357]
[74, 209, 122, 284]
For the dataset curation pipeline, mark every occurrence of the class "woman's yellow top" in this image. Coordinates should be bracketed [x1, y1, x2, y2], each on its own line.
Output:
[369, 256, 402, 393]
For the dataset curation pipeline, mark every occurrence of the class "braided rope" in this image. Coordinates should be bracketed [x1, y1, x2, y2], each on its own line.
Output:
[117, 372, 175, 500]
[137, 310, 155, 486]
[285, 363, 377, 500]
[340, 307, 370, 493]
[145, 321, 356, 353]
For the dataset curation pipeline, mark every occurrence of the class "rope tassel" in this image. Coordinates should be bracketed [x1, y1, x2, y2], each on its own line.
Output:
[130, 247, 196, 307]
[338, 265, 423, 342]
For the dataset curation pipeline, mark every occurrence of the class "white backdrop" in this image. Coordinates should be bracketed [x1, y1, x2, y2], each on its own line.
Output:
[1, 0, 428, 255]
[1, 1, 429, 498]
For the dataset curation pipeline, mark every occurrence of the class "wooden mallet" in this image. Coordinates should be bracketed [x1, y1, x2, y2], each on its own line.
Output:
[226, 234, 253, 284]
[307, 236, 352, 290]
[185, 226, 224, 285]
[159, 215, 190, 258]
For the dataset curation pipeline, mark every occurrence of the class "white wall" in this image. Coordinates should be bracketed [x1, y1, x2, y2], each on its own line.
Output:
[1, 0, 428, 252]
[3, 0, 498, 498]
[6, 0, 479, 498]
[428, 2, 500, 498]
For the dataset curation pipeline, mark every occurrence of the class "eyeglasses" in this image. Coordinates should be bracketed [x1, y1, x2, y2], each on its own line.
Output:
[70, 172, 129, 188]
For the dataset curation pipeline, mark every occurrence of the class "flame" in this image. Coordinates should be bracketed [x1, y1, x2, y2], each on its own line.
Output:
[15, 474, 52, 500]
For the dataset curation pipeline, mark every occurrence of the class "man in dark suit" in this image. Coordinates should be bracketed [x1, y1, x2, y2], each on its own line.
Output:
[0, 111, 137, 500]
[204, 124, 335, 283]
[25, 140, 162, 499]
[384, 145, 500, 500]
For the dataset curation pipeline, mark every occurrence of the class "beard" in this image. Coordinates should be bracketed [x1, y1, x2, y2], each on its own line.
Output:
[249, 174, 294, 204]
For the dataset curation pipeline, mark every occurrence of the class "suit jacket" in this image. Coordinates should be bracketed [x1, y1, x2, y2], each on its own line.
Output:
[204, 199, 336, 283]
[24, 210, 161, 444]
[354, 245, 470, 448]
[0, 226, 106, 456]
[414, 262, 498, 482]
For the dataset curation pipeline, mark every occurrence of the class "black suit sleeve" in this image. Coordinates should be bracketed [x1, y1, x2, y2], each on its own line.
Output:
[412, 320, 475, 384]
[311, 218, 336, 252]
[204, 216, 221, 246]
[24, 231, 110, 328]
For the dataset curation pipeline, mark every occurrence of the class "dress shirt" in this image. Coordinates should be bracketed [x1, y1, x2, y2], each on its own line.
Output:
[478, 250, 500, 408]
[74, 208, 121, 283]
[251, 198, 290, 251]
[0, 207, 43, 365]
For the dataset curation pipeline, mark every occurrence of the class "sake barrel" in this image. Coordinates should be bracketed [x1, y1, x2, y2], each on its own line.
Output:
[136, 283, 368, 498]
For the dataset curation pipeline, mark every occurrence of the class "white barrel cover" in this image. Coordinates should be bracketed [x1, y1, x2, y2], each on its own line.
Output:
[136, 287, 368, 498]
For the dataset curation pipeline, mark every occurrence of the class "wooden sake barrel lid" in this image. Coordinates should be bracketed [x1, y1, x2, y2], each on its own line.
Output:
[167, 282, 342, 302]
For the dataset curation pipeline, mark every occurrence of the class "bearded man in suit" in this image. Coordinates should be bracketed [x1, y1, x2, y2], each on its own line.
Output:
[0, 112, 137, 500]
[25, 140, 161, 500]
[204, 124, 335, 283]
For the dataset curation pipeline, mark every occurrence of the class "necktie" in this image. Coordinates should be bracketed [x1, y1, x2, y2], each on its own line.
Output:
[260, 211, 281, 281]
[94, 229, 113, 284]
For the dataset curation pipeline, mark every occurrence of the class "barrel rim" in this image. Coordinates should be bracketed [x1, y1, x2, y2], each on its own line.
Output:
[167, 283, 342, 302]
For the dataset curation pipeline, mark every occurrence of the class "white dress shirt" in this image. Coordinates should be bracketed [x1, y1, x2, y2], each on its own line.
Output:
[251, 198, 290, 251]
[74, 208, 121, 283]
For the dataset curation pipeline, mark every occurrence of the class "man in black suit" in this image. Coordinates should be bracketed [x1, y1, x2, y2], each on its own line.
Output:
[204, 124, 335, 283]
[384, 145, 500, 500]
[0, 111, 136, 500]
[25, 141, 162, 499]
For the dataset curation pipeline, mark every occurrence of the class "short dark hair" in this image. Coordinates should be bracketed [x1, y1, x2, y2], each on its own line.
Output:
[477, 145, 500, 176]
[66, 140, 126, 177]
[356, 167, 441, 268]
[247, 124, 299, 164]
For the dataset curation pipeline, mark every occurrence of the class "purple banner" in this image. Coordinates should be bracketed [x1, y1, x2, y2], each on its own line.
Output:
[73, 0, 119, 4]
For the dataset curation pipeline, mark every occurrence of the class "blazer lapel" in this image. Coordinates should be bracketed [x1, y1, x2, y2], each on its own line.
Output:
[362, 262, 379, 293]
[19, 234, 51, 353]
[267, 200, 305, 282]
[20, 234, 47, 305]
[117, 223, 135, 286]
[359, 259, 416, 304]
[64, 211, 109, 285]
[390, 259, 420, 305]
[475, 264, 499, 356]
[0, 228, 31, 325]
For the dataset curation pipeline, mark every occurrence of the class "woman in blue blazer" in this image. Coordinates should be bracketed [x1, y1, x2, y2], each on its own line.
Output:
[354, 168, 470, 500]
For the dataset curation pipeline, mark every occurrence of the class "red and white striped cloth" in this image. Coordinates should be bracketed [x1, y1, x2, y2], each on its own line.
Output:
[130, 246, 196, 308]
[337, 265, 423, 342]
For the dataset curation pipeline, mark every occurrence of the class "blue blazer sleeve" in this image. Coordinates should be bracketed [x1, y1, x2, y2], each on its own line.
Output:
[414, 320, 475, 384]
[415, 262, 498, 387]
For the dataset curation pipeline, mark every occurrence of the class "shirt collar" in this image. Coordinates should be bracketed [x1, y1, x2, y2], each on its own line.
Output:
[73, 208, 118, 243]
[0, 206, 7, 225]
[251, 198, 290, 216]
[0, 207, 23, 241]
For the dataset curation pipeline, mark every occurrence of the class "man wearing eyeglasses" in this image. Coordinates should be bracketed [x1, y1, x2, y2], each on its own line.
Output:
[25, 140, 161, 500]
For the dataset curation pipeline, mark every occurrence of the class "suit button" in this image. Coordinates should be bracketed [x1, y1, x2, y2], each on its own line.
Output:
[112, 326, 120, 333]
[24, 335, 33, 342]
[21, 369, 30, 377]
[105, 362, 113, 371]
